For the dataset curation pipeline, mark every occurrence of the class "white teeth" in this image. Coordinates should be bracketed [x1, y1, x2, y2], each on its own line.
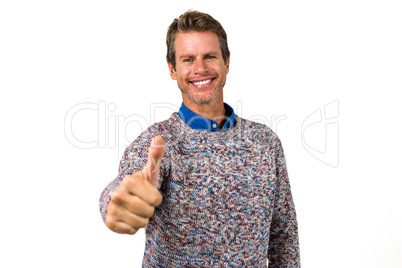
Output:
[193, 79, 211, 86]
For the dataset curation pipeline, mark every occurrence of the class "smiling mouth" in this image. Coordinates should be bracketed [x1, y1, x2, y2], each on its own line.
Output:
[192, 79, 212, 86]
[190, 78, 214, 87]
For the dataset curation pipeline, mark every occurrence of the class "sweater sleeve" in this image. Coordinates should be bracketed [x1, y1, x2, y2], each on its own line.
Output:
[267, 136, 300, 267]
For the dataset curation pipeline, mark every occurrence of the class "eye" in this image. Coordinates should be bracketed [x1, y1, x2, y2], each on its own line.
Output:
[206, 55, 215, 60]
[184, 58, 193, 62]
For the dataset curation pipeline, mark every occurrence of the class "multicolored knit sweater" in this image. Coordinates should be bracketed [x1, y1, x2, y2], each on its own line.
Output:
[100, 113, 300, 267]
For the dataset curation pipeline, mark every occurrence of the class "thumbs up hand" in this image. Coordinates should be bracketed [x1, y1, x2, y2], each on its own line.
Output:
[105, 136, 165, 235]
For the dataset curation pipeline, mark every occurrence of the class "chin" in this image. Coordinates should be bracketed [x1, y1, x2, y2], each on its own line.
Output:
[187, 93, 218, 105]
[192, 99, 213, 105]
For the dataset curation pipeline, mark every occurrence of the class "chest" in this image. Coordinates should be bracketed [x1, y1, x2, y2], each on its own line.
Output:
[162, 141, 277, 220]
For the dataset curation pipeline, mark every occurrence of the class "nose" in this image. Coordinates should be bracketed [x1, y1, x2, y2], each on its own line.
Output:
[193, 58, 208, 75]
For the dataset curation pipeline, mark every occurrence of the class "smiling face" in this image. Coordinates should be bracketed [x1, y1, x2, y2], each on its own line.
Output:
[168, 31, 230, 109]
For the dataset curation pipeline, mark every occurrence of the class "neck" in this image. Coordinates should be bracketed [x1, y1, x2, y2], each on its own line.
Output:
[183, 97, 226, 127]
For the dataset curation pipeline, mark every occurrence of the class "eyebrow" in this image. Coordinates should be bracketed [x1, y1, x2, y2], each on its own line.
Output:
[178, 52, 219, 60]
[179, 54, 195, 59]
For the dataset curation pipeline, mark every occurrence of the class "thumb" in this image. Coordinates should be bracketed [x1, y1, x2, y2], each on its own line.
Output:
[144, 135, 165, 187]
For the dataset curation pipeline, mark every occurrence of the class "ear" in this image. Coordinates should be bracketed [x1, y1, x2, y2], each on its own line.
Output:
[167, 61, 177, 80]
[225, 56, 230, 74]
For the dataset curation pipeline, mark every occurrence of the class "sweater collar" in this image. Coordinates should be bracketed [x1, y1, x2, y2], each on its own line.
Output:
[177, 102, 235, 132]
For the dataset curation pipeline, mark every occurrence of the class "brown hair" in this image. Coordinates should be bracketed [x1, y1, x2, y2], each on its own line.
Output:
[166, 10, 230, 70]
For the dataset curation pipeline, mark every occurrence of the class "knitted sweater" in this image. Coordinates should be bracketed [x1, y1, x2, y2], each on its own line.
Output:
[99, 113, 300, 267]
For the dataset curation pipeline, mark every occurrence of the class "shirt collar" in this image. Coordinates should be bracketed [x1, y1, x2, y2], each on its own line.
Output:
[177, 102, 235, 132]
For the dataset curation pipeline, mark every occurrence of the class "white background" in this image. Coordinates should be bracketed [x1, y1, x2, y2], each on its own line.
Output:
[1, 0, 401, 267]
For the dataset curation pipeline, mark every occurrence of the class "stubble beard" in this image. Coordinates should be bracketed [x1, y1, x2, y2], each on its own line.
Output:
[179, 78, 226, 105]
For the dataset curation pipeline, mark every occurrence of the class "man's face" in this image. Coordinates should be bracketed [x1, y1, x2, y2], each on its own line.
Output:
[168, 31, 230, 107]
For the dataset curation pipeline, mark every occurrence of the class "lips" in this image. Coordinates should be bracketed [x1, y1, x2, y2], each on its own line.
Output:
[192, 79, 211, 86]
[190, 78, 214, 88]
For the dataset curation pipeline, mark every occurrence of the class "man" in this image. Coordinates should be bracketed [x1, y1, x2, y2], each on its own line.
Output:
[100, 10, 300, 267]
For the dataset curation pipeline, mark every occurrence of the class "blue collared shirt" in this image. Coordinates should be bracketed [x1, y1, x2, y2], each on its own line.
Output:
[177, 102, 236, 132]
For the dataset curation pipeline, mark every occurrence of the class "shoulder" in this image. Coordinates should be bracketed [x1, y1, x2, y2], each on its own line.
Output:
[234, 115, 281, 148]
[123, 113, 182, 150]
[235, 115, 287, 169]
